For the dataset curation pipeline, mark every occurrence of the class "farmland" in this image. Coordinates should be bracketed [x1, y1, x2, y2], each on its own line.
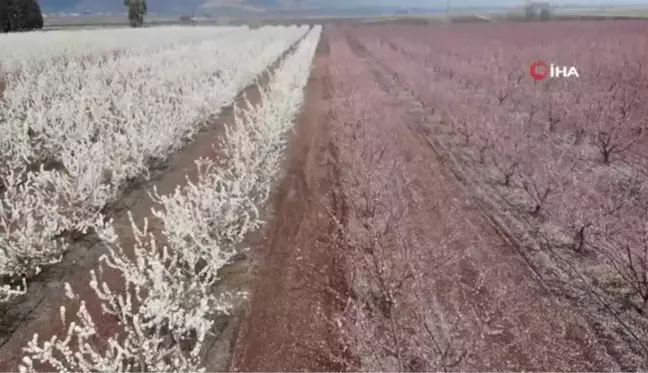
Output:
[1, 18, 648, 372]
[0, 24, 319, 371]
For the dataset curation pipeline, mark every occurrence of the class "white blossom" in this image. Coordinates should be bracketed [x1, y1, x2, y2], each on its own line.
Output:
[0, 25, 308, 295]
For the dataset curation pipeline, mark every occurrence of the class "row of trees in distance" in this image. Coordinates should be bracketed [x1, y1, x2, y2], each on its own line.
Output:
[0, 0, 148, 32]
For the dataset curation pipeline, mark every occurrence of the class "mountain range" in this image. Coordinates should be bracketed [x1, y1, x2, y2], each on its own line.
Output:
[41, 0, 200, 13]
[41, 0, 319, 13]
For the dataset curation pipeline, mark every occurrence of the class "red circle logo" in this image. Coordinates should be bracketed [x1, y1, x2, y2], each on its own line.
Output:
[530, 60, 550, 81]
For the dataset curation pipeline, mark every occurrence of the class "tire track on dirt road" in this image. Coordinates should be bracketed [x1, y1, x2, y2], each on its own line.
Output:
[343, 30, 620, 371]
[229, 30, 355, 372]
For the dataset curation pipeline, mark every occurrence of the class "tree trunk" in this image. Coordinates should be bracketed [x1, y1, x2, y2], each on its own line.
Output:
[575, 225, 588, 253]
[573, 129, 585, 145]
[478, 146, 487, 164]
[602, 149, 611, 165]
[504, 173, 512, 186]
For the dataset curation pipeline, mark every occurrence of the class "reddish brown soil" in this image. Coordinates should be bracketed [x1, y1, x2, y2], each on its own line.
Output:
[228, 27, 624, 371]
[228, 31, 353, 372]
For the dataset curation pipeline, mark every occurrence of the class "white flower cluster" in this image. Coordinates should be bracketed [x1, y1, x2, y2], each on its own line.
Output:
[20, 25, 321, 372]
[0, 25, 309, 300]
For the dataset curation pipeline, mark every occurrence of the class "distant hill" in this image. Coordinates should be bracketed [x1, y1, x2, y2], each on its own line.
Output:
[40, 0, 213, 13]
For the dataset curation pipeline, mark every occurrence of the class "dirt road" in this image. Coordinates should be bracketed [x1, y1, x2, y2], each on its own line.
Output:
[229, 31, 353, 372]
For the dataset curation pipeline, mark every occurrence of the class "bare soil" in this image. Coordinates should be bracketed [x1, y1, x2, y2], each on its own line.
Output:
[228, 30, 353, 372]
